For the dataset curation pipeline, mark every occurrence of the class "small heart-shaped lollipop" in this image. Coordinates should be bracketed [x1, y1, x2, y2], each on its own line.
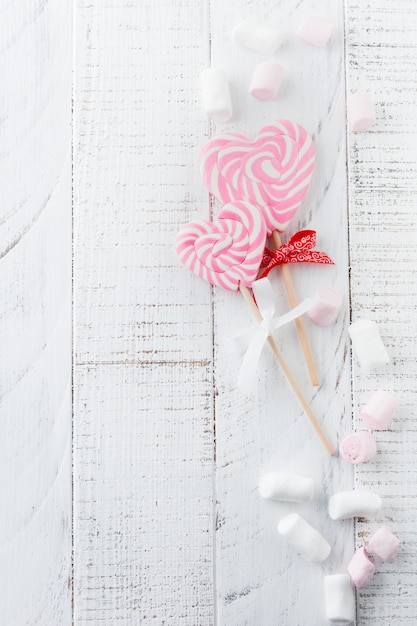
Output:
[176, 200, 266, 291]
[175, 201, 334, 454]
[199, 119, 315, 235]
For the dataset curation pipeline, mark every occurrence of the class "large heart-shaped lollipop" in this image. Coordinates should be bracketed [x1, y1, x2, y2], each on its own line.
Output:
[199, 119, 315, 234]
[176, 201, 266, 291]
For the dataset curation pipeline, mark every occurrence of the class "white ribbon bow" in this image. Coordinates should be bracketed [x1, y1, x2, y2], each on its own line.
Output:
[235, 278, 316, 390]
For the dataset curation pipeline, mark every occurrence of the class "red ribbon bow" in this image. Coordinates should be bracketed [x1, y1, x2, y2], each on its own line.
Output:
[259, 230, 334, 278]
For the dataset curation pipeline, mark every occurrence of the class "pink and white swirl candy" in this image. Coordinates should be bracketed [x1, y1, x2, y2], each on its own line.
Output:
[175, 201, 266, 291]
[199, 119, 315, 234]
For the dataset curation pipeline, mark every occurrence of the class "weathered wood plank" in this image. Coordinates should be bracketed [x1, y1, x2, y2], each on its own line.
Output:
[209, 1, 353, 624]
[346, 1, 417, 623]
[73, 1, 215, 624]
[0, 0, 72, 623]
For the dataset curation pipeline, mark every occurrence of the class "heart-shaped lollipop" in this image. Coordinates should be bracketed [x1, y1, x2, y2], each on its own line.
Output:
[175, 201, 266, 291]
[198, 119, 315, 234]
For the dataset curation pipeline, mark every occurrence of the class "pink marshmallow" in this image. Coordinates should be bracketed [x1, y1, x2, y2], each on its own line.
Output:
[340, 430, 377, 464]
[307, 286, 342, 326]
[297, 17, 334, 47]
[249, 62, 284, 101]
[360, 390, 399, 431]
[347, 547, 375, 589]
[368, 526, 400, 561]
[348, 91, 376, 132]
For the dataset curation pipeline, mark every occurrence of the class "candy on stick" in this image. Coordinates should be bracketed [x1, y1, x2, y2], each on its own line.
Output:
[176, 200, 334, 454]
[199, 119, 322, 386]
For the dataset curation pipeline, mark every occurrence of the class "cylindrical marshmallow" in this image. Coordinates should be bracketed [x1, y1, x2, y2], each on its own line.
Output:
[277, 513, 331, 563]
[259, 472, 314, 503]
[360, 390, 399, 431]
[347, 547, 375, 589]
[249, 61, 284, 101]
[340, 430, 377, 464]
[200, 68, 233, 122]
[349, 319, 390, 370]
[232, 20, 283, 54]
[348, 91, 376, 132]
[297, 17, 335, 47]
[328, 490, 382, 520]
[307, 286, 342, 326]
[324, 574, 355, 625]
[368, 526, 400, 561]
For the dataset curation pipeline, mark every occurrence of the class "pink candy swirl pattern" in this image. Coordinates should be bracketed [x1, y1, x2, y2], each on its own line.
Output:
[199, 119, 315, 234]
[175, 201, 266, 291]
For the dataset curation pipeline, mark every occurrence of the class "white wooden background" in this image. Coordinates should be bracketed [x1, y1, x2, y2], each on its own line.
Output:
[1, 0, 417, 624]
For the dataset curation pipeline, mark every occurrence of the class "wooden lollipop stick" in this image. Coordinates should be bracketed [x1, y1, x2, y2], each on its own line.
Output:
[272, 230, 320, 387]
[239, 283, 334, 455]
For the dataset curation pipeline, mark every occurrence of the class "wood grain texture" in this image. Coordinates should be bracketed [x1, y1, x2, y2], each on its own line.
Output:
[73, 1, 215, 624]
[346, 1, 417, 623]
[0, 0, 72, 624]
[68, 0, 417, 624]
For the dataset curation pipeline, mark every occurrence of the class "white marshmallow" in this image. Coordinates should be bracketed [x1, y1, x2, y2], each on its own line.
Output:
[200, 68, 233, 122]
[249, 61, 284, 101]
[277, 513, 331, 562]
[232, 20, 283, 54]
[348, 91, 376, 132]
[297, 17, 335, 47]
[329, 490, 382, 520]
[349, 319, 390, 370]
[259, 472, 314, 503]
[324, 574, 355, 625]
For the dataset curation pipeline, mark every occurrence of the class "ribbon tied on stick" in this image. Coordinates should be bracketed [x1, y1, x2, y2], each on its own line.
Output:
[235, 278, 317, 390]
[260, 230, 334, 279]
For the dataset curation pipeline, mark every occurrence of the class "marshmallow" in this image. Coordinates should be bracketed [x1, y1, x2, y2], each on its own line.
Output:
[297, 17, 335, 47]
[249, 61, 284, 101]
[232, 20, 283, 54]
[349, 319, 390, 370]
[324, 574, 355, 625]
[277, 513, 331, 562]
[259, 472, 314, 503]
[347, 547, 375, 589]
[340, 431, 377, 464]
[348, 91, 376, 132]
[360, 390, 399, 431]
[368, 526, 400, 561]
[200, 68, 233, 122]
[329, 490, 382, 520]
[307, 286, 342, 326]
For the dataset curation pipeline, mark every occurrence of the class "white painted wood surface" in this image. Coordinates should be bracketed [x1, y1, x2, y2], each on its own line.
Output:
[2, 0, 417, 624]
[0, 0, 72, 624]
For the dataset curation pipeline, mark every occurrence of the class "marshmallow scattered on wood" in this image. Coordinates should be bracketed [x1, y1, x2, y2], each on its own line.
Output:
[348, 91, 376, 132]
[368, 526, 400, 561]
[360, 390, 399, 431]
[297, 17, 335, 47]
[232, 20, 283, 54]
[347, 546, 375, 589]
[328, 490, 382, 520]
[277, 513, 331, 562]
[349, 319, 390, 370]
[307, 286, 342, 326]
[259, 472, 314, 503]
[200, 68, 233, 122]
[249, 61, 284, 101]
[340, 430, 377, 464]
[324, 574, 355, 625]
